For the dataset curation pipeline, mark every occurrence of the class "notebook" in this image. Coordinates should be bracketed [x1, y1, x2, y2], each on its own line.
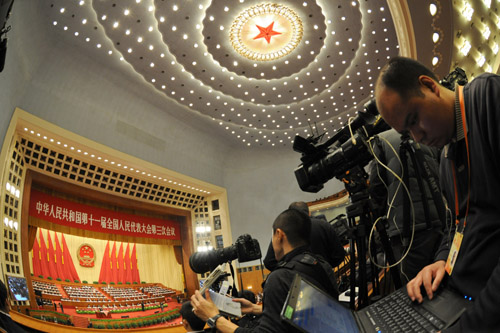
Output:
[281, 274, 472, 333]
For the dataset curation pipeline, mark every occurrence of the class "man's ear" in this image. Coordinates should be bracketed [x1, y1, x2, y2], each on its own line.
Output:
[419, 75, 440, 96]
[274, 228, 284, 242]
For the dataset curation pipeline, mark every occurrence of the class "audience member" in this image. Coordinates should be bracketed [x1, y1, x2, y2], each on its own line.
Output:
[191, 208, 338, 332]
[368, 128, 443, 283]
[264, 201, 345, 271]
[179, 301, 207, 332]
[375, 56, 500, 331]
[0, 280, 27, 332]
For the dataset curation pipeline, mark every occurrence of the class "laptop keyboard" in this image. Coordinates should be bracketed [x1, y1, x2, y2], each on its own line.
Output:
[365, 288, 445, 332]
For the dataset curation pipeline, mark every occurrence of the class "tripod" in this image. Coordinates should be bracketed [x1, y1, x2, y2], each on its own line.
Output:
[399, 133, 446, 244]
[342, 165, 402, 310]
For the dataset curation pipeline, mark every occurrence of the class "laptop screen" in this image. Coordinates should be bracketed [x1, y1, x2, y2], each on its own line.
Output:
[282, 275, 360, 333]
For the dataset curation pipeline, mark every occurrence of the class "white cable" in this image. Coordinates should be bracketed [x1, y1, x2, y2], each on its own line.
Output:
[366, 136, 416, 270]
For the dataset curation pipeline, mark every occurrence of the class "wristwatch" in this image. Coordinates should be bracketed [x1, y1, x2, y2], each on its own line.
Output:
[207, 314, 222, 328]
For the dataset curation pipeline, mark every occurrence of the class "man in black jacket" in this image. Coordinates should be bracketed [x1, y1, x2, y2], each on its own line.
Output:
[375, 56, 500, 332]
[264, 201, 345, 271]
[191, 209, 337, 333]
[368, 128, 443, 283]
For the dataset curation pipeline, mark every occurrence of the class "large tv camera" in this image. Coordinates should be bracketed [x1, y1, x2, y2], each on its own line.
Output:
[293, 99, 390, 193]
[189, 234, 261, 274]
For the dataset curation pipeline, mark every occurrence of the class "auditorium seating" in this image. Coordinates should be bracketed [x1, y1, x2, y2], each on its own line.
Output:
[62, 285, 107, 302]
[101, 286, 147, 301]
[32, 280, 62, 297]
[142, 284, 176, 298]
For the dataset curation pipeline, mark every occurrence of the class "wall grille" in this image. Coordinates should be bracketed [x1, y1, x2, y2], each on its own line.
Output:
[1, 138, 26, 306]
[18, 135, 205, 210]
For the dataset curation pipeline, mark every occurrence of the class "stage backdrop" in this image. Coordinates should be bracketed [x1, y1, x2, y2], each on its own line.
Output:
[30, 228, 184, 291]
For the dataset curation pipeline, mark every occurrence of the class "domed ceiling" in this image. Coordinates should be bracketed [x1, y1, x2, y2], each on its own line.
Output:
[41, 1, 499, 148]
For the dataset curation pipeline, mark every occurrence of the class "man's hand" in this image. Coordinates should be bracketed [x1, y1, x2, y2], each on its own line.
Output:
[232, 298, 262, 315]
[191, 290, 219, 321]
[407, 260, 446, 303]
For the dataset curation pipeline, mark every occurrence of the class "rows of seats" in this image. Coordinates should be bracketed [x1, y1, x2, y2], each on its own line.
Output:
[32, 280, 61, 297]
[62, 285, 107, 301]
[76, 301, 161, 314]
[102, 286, 147, 301]
[142, 285, 176, 298]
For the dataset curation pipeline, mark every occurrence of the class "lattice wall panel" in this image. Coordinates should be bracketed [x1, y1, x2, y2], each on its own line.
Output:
[18, 136, 205, 210]
[1, 139, 27, 306]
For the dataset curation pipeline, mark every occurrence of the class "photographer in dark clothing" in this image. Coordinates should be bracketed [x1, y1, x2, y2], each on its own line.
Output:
[191, 208, 338, 333]
[264, 201, 346, 271]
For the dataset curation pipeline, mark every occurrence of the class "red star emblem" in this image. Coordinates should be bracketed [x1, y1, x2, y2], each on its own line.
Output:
[253, 22, 281, 44]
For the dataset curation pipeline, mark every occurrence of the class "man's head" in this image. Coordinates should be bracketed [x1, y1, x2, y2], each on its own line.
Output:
[375, 56, 455, 147]
[272, 209, 311, 261]
[288, 201, 310, 216]
[180, 301, 206, 331]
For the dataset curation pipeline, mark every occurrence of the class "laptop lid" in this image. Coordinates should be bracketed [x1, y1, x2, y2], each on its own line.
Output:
[281, 274, 361, 333]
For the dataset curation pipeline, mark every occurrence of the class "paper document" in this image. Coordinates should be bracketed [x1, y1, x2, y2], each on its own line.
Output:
[209, 290, 242, 318]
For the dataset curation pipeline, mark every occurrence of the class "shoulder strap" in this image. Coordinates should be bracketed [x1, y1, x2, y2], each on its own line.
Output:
[277, 252, 339, 298]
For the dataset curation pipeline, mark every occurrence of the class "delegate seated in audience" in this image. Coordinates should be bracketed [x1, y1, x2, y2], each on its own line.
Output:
[191, 209, 338, 332]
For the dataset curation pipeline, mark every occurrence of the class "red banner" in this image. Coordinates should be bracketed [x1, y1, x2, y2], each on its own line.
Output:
[29, 189, 180, 240]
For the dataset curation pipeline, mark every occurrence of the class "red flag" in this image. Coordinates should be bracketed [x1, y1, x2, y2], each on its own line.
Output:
[53, 233, 66, 280]
[131, 244, 140, 283]
[61, 234, 80, 282]
[46, 232, 58, 279]
[99, 241, 110, 283]
[124, 243, 132, 283]
[31, 237, 41, 277]
[117, 243, 124, 283]
[110, 242, 117, 283]
[38, 230, 49, 278]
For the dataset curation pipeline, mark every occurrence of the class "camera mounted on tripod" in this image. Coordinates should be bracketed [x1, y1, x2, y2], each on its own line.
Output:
[293, 99, 390, 194]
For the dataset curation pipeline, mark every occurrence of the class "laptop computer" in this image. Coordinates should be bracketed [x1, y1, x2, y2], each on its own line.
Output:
[281, 274, 472, 333]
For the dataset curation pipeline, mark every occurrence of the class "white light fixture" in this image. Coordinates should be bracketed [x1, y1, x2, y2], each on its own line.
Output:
[432, 32, 440, 43]
[460, 40, 471, 56]
[482, 26, 491, 40]
[429, 3, 437, 16]
[477, 54, 486, 67]
[432, 57, 439, 66]
[462, 2, 474, 21]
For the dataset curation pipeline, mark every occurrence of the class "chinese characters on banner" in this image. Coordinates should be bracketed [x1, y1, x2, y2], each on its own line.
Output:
[29, 189, 180, 240]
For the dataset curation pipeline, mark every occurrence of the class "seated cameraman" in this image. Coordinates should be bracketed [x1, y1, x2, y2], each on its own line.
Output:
[368, 128, 443, 283]
[191, 209, 338, 332]
[264, 201, 346, 271]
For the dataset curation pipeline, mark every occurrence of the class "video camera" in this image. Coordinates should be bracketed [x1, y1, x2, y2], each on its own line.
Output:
[293, 99, 390, 193]
[189, 234, 261, 274]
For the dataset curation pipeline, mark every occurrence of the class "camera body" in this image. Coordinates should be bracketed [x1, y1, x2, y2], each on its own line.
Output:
[294, 99, 389, 193]
[189, 234, 261, 274]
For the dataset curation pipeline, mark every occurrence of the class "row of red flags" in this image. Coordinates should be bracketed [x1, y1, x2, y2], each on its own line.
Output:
[99, 241, 141, 284]
[32, 230, 141, 283]
[32, 230, 80, 282]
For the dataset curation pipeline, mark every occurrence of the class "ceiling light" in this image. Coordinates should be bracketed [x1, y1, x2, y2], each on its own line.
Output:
[483, 0, 491, 8]
[433, 32, 440, 43]
[482, 26, 491, 40]
[432, 56, 439, 66]
[477, 54, 486, 67]
[429, 3, 437, 16]
[229, 3, 303, 61]
[462, 2, 474, 21]
[492, 43, 499, 55]
[460, 40, 471, 56]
